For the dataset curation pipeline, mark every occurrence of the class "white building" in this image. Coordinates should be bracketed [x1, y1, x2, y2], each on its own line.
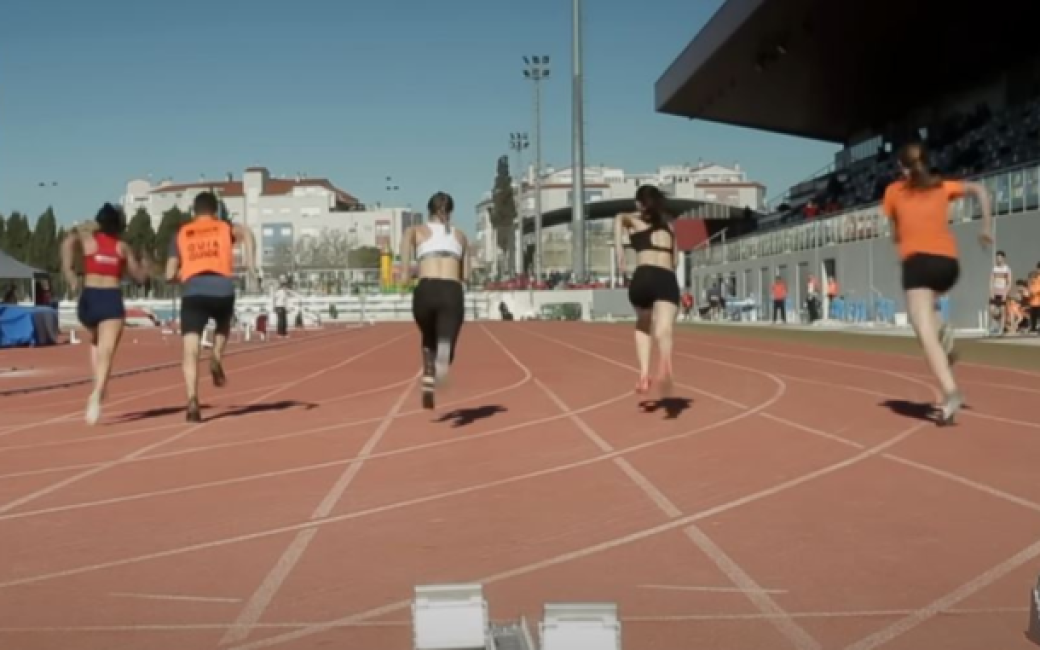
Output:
[475, 162, 765, 277]
[121, 167, 419, 273]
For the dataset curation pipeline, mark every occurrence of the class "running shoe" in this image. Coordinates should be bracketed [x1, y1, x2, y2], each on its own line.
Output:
[210, 358, 227, 388]
[84, 390, 101, 426]
[936, 390, 963, 427]
[186, 397, 202, 423]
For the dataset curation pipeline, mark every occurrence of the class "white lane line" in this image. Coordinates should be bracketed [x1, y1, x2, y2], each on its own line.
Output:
[522, 331, 819, 650]
[639, 584, 787, 595]
[219, 380, 415, 645]
[109, 592, 242, 604]
[0, 333, 404, 516]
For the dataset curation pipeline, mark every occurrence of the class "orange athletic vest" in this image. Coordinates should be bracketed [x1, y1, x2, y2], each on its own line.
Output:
[1030, 276, 1040, 307]
[176, 217, 233, 281]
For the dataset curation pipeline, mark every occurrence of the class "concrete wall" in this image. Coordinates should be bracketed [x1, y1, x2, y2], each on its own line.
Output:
[688, 209, 1040, 328]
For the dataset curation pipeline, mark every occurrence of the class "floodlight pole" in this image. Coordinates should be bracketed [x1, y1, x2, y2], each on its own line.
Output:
[571, 0, 586, 281]
[523, 56, 550, 280]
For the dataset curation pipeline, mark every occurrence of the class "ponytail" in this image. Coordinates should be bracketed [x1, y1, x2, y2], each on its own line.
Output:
[635, 185, 670, 226]
[898, 143, 942, 190]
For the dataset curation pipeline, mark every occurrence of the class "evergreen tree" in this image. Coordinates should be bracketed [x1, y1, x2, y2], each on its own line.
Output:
[154, 207, 187, 265]
[4, 212, 32, 262]
[490, 155, 517, 275]
[125, 208, 156, 260]
[28, 207, 59, 272]
[0, 213, 7, 253]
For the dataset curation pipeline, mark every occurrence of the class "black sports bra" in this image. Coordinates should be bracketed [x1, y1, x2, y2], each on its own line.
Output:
[628, 222, 674, 254]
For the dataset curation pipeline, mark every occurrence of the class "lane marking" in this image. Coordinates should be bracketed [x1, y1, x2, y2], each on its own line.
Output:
[110, 592, 242, 604]
[219, 381, 415, 645]
[0, 333, 406, 515]
[639, 584, 787, 595]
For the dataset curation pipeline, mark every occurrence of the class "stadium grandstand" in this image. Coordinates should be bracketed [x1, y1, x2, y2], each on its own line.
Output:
[655, 0, 1040, 329]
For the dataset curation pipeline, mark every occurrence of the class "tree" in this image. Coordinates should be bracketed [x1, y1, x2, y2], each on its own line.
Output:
[0, 213, 6, 253]
[490, 155, 517, 276]
[3, 212, 32, 262]
[154, 207, 188, 265]
[296, 228, 354, 269]
[347, 246, 381, 269]
[28, 207, 59, 273]
[125, 208, 156, 260]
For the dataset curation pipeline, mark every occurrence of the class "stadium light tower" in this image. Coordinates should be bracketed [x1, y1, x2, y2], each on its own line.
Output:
[571, 0, 587, 281]
[509, 132, 530, 276]
[523, 55, 550, 279]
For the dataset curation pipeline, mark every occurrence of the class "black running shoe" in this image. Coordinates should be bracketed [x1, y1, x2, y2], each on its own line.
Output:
[186, 397, 202, 423]
[210, 358, 227, 388]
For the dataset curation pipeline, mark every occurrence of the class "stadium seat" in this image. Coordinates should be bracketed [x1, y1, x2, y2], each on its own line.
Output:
[540, 603, 621, 650]
[412, 583, 490, 650]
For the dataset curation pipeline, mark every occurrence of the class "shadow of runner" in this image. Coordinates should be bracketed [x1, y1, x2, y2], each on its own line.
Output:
[638, 397, 693, 420]
[435, 405, 508, 428]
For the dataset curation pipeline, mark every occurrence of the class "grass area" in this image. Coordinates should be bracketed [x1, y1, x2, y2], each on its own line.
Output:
[677, 322, 1040, 373]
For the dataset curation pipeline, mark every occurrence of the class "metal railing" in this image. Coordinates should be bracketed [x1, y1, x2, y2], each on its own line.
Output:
[693, 161, 1040, 267]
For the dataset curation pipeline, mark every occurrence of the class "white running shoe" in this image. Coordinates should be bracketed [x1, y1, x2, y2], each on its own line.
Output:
[85, 390, 101, 426]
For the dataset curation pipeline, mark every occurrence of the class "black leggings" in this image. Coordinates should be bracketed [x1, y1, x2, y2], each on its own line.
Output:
[412, 278, 464, 365]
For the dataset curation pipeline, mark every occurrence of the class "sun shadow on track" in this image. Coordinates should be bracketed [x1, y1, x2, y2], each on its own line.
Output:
[435, 405, 508, 428]
[205, 400, 319, 422]
[881, 399, 938, 422]
[116, 405, 213, 422]
[638, 397, 693, 420]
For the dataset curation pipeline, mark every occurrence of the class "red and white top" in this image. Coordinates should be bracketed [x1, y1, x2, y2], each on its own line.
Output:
[82, 233, 125, 279]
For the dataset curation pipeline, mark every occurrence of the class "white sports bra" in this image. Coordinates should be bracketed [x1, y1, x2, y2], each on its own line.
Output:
[416, 222, 463, 260]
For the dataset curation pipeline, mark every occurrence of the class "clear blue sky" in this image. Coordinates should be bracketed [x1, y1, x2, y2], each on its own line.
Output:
[0, 0, 837, 233]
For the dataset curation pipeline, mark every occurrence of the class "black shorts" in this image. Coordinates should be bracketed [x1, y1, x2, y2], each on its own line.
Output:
[412, 278, 465, 360]
[77, 288, 125, 328]
[628, 265, 680, 310]
[901, 254, 960, 293]
[180, 295, 235, 335]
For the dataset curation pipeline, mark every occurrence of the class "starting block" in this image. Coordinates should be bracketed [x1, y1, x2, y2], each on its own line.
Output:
[68, 329, 81, 345]
[1029, 573, 1040, 645]
[540, 603, 621, 650]
[412, 583, 490, 650]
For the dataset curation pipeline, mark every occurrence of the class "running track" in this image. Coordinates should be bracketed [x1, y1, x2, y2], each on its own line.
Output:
[0, 322, 1038, 650]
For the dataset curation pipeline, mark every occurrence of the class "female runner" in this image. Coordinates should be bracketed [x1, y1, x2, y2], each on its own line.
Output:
[882, 143, 992, 425]
[400, 192, 469, 409]
[615, 185, 680, 395]
[61, 203, 151, 425]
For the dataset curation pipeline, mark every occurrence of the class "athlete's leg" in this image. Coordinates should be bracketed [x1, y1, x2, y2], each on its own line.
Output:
[85, 318, 125, 425]
[907, 288, 960, 422]
[209, 298, 234, 388]
[651, 300, 678, 395]
[634, 308, 652, 392]
[412, 281, 438, 409]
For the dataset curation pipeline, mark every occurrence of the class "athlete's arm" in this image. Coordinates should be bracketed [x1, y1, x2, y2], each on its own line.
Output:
[399, 226, 415, 282]
[614, 214, 628, 275]
[232, 224, 258, 274]
[459, 232, 470, 285]
[60, 230, 80, 293]
[120, 241, 151, 284]
[165, 237, 181, 282]
[962, 181, 993, 246]
[672, 223, 679, 271]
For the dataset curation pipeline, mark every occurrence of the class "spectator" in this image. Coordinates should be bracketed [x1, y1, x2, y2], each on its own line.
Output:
[771, 275, 788, 324]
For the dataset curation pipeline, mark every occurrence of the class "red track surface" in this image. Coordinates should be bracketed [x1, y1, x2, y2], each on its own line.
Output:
[0, 322, 1038, 650]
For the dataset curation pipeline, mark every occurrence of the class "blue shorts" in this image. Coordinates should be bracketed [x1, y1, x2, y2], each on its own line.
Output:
[77, 288, 125, 328]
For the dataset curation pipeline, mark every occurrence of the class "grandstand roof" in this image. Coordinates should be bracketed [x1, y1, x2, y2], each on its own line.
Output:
[655, 0, 1040, 142]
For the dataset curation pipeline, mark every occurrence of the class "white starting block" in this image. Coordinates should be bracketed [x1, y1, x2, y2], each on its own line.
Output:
[68, 329, 81, 345]
[540, 603, 621, 650]
[412, 583, 491, 650]
[201, 328, 214, 349]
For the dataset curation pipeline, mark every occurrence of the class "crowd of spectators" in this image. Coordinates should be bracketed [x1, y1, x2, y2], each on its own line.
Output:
[780, 97, 1040, 223]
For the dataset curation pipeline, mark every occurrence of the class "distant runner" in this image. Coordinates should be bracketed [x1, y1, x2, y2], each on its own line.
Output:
[882, 143, 992, 425]
[61, 204, 151, 425]
[165, 192, 257, 422]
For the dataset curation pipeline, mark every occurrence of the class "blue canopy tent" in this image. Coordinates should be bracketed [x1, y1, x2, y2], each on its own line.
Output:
[0, 250, 58, 348]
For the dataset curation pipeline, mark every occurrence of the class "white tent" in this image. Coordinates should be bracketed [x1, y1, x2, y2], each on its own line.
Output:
[0, 250, 48, 303]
